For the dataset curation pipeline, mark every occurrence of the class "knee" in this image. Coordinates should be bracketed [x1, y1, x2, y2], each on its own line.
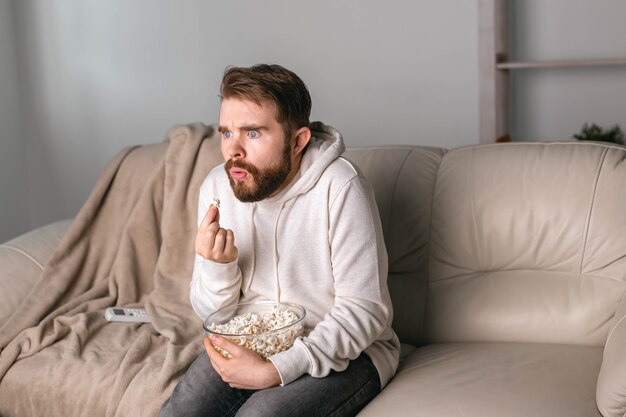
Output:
[236, 403, 279, 417]
[235, 395, 298, 417]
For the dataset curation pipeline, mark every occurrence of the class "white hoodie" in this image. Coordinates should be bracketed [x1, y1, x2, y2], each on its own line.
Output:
[190, 122, 400, 387]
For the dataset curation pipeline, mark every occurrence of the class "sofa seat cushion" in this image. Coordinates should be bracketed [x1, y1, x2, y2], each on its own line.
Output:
[359, 342, 602, 417]
[0, 219, 72, 324]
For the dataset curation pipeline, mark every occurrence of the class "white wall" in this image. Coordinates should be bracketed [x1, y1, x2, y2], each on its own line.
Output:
[5, 1, 624, 242]
[0, 0, 29, 241]
[2, 0, 480, 241]
[510, 0, 626, 141]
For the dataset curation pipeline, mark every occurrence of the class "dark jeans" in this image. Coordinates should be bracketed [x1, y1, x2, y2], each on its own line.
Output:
[158, 351, 381, 417]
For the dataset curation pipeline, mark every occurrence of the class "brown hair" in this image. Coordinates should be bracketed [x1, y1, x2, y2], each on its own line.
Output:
[220, 64, 311, 137]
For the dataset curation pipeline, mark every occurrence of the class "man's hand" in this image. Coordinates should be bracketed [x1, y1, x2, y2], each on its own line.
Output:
[195, 205, 238, 263]
[204, 335, 282, 390]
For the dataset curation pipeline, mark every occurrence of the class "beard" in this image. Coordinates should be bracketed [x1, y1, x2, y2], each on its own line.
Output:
[224, 142, 293, 203]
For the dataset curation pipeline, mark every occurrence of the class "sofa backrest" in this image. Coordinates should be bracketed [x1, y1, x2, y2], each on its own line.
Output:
[344, 146, 445, 346]
[346, 142, 626, 347]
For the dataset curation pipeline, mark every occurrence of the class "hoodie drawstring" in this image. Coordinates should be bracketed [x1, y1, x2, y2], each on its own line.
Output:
[244, 204, 257, 293]
[272, 201, 287, 306]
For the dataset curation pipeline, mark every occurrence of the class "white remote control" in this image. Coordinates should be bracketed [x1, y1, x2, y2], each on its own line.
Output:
[104, 307, 150, 323]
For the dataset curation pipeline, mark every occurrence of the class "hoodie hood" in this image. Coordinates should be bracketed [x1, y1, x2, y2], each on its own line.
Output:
[276, 121, 345, 203]
[248, 121, 344, 303]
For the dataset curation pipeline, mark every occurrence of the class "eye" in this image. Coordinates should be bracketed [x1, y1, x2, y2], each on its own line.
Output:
[248, 130, 260, 138]
[222, 130, 233, 139]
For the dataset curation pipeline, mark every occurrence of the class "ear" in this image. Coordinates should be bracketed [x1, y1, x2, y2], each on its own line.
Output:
[292, 127, 311, 156]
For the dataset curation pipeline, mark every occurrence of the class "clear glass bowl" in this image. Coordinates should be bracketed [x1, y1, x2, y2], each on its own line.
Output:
[203, 301, 306, 359]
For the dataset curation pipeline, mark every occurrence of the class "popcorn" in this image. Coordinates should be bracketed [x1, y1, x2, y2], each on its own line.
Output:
[211, 197, 220, 209]
[207, 306, 302, 359]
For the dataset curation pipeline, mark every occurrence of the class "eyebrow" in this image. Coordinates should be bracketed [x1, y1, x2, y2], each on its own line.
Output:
[240, 124, 266, 132]
[218, 124, 266, 133]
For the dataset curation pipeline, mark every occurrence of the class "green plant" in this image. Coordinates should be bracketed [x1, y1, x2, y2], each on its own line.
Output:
[573, 123, 625, 145]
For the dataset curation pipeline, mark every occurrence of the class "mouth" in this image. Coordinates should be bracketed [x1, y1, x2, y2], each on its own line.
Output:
[229, 168, 248, 180]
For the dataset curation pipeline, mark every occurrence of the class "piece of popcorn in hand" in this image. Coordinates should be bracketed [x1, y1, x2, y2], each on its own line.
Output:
[211, 197, 220, 209]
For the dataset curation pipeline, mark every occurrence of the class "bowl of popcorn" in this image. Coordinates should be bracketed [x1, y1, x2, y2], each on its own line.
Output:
[203, 301, 306, 359]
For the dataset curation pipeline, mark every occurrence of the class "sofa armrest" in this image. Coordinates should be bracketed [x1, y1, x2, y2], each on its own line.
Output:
[596, 296, 626, 417]
[0, 219, 73, 323]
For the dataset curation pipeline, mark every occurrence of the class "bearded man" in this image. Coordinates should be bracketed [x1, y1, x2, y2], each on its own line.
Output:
[159, 64, 400, 417]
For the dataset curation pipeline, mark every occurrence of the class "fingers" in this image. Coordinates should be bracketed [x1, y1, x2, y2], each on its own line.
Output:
[196, 227, 237, 262]
[212, 204, 221, 224]
[224, 229, 238, 260]
[204, 336, 229, 364]
[205, 336, 241, 388]
[206, 335, 248, 360]
[213, 228, 227, 251]
[203, 335, 281, 390]
[195, 206, 237, 263]
[213, 334, 243, 354]
[198, 205, 220, 233]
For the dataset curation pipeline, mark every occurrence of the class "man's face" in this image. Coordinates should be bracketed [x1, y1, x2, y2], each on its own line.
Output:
[219, 98, 295, 202]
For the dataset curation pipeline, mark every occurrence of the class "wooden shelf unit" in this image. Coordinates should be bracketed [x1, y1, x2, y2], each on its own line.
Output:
[478, 0, 626, 143]
[497, 58, 626, 70]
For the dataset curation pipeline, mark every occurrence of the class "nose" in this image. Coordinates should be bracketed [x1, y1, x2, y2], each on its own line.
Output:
[223, 132, 246, 160]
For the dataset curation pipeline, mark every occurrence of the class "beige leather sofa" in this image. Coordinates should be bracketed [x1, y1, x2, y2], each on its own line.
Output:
[1, 140, 625, 416]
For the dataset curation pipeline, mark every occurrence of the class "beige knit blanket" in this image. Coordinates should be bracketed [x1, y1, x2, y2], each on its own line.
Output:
[0, 123, 223, 417]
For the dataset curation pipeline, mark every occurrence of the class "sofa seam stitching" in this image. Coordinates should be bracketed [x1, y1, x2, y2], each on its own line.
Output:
[386, 149, 413, 240]
[424, 149, 445, 344]
[578, 147, 609, 274]
[0, 244, 45, 270]
[468, 147, 484, 270]
[386, 149, 417, 345]
[428, 269, 626, 285]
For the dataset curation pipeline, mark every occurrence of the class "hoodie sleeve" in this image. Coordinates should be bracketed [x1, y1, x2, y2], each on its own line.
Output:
[189, 177, 242, 320]
[190, 255, 242, 320]
[269, 175, 392, 385]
